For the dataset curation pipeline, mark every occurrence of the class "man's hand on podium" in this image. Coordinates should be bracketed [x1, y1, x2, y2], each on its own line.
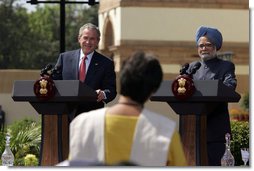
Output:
[96, 89, 106, 102]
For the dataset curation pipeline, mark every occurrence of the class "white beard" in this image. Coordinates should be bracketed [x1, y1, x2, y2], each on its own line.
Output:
[200, 49, 217, 61]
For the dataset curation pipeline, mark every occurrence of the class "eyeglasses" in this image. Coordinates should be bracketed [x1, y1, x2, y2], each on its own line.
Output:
[198, 43, 214, 49]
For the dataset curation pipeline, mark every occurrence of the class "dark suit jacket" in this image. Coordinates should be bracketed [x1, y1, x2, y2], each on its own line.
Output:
[54, 49, 117, 114]
[187, 57, 237, 142]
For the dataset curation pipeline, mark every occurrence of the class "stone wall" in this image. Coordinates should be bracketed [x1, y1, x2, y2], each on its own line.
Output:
[99, 0, 248, 13]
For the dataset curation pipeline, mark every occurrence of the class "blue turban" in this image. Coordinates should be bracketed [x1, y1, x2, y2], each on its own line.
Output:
[195, 26, 223, 50]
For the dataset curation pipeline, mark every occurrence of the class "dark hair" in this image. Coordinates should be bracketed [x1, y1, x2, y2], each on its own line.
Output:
[120, 51, 163, 104]
[79, 23, 100, 39]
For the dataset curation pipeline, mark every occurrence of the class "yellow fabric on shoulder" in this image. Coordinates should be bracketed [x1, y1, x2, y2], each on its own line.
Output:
[105, 114, 187, 166]
[168, 130, 188, 166]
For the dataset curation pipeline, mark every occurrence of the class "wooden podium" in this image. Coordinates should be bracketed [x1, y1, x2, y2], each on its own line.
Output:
[150, 80, 241, 166]
[12, 80, 97, 166]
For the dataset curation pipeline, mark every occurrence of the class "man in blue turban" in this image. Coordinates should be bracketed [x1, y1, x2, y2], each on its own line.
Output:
[187, 26, 237, 166]
[195, 26, 223, 51]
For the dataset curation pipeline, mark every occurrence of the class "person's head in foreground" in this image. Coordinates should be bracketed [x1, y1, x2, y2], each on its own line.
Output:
[120, 51, 163, 106]
[67, 51, 187, 166]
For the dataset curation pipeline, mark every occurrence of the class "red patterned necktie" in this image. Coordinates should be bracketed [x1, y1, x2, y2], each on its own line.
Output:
[79, 55, 87, 82]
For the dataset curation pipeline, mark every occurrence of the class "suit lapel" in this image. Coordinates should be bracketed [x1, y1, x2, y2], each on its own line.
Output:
[73, 49, 81, 79]
[85, 51, 100, 83]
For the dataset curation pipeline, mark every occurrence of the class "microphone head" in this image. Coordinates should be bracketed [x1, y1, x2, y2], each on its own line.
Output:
[180, 63, 189, 75]
[45, 64, 53, 70]
[190, 62, 201, 75]
[193, 62, 201, 69]
[53, 64, 62, 70]
[51, 64, 62, 80]
[40, 64, 53, 76]
[52, 65, 62, 74]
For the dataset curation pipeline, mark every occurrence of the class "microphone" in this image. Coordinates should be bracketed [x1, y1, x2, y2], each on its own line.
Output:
[189, 62, 201, 75]
[40, 64, 53, 77]
[179, 63, 189, 75]
[51, 64, 62, 80]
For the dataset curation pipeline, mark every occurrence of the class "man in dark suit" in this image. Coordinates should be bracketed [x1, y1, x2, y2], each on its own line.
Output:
[187, 26, 237, 166]
[53, 23, 117, 117]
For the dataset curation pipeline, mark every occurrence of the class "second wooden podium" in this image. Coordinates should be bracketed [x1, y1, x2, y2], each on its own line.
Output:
[150, 80, 240, 166]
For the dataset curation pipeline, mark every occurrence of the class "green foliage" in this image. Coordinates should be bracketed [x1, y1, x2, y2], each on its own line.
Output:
[0, 0, 99, 69]
[230, 121, 249, 166]
[240, 92, 249, 111]
[0, 131, 5, 153]
[0, 118, 41, 166]
[0, 0, 32, 68]
[24, 154, 39, 166]
[27, 5, 60, 69]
